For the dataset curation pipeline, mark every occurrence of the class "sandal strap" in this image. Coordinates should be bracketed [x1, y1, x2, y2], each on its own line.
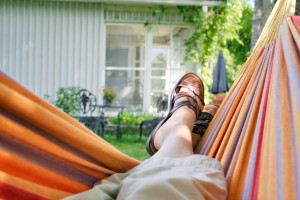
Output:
[146, 73, 205, 156]
[171, 92, 201, 118]
[176, 80, 205, 106]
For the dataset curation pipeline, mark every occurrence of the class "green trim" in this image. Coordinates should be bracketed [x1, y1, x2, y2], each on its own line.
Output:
[42, 0, 225, 6]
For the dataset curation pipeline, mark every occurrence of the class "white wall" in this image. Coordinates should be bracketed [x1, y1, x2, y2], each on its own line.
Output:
[0, 0, 105, 100]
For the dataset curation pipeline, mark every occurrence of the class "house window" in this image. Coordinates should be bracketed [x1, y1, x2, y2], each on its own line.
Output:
[149, 27, 191, 114]
[105, 25, 145, 110]
[105, 24, 192, 113]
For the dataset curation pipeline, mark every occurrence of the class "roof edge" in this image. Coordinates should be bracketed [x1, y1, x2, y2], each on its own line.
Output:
[42, 0, 225, 6]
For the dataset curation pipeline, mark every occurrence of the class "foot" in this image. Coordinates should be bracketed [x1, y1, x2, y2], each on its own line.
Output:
[172, 75, 205, 118]
[146, 73, 205, 155]
[192, 103, 219, 136]
[202, 103, 219, 116]
[153, 96, 198, 152]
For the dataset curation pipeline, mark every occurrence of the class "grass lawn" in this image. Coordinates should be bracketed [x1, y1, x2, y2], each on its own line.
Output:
[102, 130, 151, 161]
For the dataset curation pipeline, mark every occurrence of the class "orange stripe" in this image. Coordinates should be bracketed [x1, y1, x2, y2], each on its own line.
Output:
[0, 112, 114, 177]
[222, 47, 271, 199]
[0, 172, 72, 199]
[278, 20, 297, 200]
[0, 73, 140, 173]
[0, 72, 94, 137]
[258, 20, 297, 199]
[195, 16, 300, 200]
[0, 149, 89, 193]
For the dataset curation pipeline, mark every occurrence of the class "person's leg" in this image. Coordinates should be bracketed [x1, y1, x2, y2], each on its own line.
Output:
[152, 95, 198, 158]
[154, 102, 220, 158]
[114, 74, 227, 199]
[146, 73, 205, 156]
[192, 103, 220, 147]
[64, 73, 227, 200]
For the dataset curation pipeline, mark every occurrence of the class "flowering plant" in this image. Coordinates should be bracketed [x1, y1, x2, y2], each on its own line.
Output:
[101, 86, 117, 102]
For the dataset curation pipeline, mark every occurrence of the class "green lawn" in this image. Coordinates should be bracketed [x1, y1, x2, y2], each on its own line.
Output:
[102, 130, 151, 161]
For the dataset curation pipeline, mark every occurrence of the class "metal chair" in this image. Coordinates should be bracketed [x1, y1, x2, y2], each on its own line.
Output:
[77, 89, 105, 136]
[78, 89, 97, 114]
[139, 117, 163, 141]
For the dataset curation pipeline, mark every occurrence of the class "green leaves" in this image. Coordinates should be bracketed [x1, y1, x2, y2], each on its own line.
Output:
[177, 0, 253, 102]
[54, 86, 80, 116]
[110, 112, 154, 126]
[179, 0, 250, 67]
[145, 1, 253, 102]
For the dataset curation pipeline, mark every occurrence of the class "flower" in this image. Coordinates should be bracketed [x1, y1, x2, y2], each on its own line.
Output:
[101, 86, 117, 102]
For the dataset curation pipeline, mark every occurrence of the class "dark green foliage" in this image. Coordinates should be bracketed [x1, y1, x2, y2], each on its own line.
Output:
[226, 5, 253, 69]
[296, 0, 300, 15]
[179, 1, 250, 67]
[177, 1, 253, 101]
[54, 86, 80, 116]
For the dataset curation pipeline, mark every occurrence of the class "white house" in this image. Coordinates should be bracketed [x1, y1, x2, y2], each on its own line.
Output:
[0, 0, 224, 113]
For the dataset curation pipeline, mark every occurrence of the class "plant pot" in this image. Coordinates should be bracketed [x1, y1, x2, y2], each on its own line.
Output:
[103, 98, 112, 106]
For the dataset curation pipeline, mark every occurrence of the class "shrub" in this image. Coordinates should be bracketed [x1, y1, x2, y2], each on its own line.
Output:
[110, 112, 154, 126]
[45, 86, 80, 116]
[55, 86, 80, 116]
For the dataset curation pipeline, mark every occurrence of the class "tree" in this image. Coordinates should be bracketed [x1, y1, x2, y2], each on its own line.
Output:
[179, 1, 246, 67]
[296, 0, 300, 15]
[251, 0, 276, 49]
[147, 0, 254, 101]
[178, 0, 253, 101]
[226, 5, 253, 85]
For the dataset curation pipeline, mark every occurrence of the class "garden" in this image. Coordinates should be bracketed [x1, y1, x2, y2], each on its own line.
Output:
[45, 85, 154, 161]
[44, 0, 256, 162]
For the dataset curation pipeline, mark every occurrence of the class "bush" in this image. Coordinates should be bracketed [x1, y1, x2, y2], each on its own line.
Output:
[110, 112, 154, 126]
[135, 113, 155, 125]
[45, 86, 80, 116]
[55, 86, 80, 116]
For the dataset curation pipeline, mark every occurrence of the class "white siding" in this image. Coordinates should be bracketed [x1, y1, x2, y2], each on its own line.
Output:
[0, 0, 105, 100]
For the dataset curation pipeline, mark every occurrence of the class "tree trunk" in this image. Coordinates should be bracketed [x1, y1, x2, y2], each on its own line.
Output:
[250, 0, 263, 50]
[250, 0, 276, 50]
[296, 0, 300, 16]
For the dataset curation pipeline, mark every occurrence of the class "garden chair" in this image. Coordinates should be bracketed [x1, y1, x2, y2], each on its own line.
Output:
[77, 89, 105, 137]
[139, 117, 164, 141]
[0, 0, 299, 199]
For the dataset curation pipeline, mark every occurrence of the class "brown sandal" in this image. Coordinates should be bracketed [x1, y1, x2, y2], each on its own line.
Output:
[146, 73, 205, 155]
[192, 103, 220, 136]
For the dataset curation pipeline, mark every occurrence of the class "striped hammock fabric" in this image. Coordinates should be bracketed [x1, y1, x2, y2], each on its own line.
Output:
[196, 16, 300, 200]
[0, 74, 140, 199]
[1, 1, 299, 199]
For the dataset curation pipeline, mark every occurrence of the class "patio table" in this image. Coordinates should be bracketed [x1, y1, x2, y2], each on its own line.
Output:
[95, 105, 125, 140]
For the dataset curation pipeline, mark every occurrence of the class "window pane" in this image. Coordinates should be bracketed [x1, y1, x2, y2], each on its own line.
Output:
[152, 70, 165, 77]
[151, 79, 165, 90]
[106, 47, 128, 67]
[105, 25, 145, 110]
[105, 70, 144, 109]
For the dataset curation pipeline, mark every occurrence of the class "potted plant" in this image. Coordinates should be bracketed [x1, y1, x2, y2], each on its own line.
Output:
[101, 86, 117, 106]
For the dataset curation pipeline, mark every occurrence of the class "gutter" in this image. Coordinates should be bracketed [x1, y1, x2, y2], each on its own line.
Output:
[40, 0, 225, 6]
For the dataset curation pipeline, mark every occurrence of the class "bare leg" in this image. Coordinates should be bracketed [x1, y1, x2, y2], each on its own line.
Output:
[151, 98, 219, 158]
[64, 74, 228, 200]
[153, 94, 198, 158]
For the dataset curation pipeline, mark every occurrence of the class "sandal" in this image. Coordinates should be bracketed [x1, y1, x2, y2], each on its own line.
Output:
[192, 103, 219, 136]
[146, 73, 205, 155]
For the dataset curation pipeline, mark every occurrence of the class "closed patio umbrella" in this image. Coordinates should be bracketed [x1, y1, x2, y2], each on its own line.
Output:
[211, 52, 229, 94]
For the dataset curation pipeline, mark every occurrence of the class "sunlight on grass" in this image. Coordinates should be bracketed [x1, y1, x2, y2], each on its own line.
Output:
[103, 131, 151, 161]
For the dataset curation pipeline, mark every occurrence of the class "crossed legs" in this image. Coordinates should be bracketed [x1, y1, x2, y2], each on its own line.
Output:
[153, 97, 198, 158]
[65, 73, 227, 200]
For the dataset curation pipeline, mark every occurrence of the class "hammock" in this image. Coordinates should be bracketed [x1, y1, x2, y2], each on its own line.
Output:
[195, 0, 300, 199]
[0, 0, 299, 199]
[0, 74, 140, 199]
